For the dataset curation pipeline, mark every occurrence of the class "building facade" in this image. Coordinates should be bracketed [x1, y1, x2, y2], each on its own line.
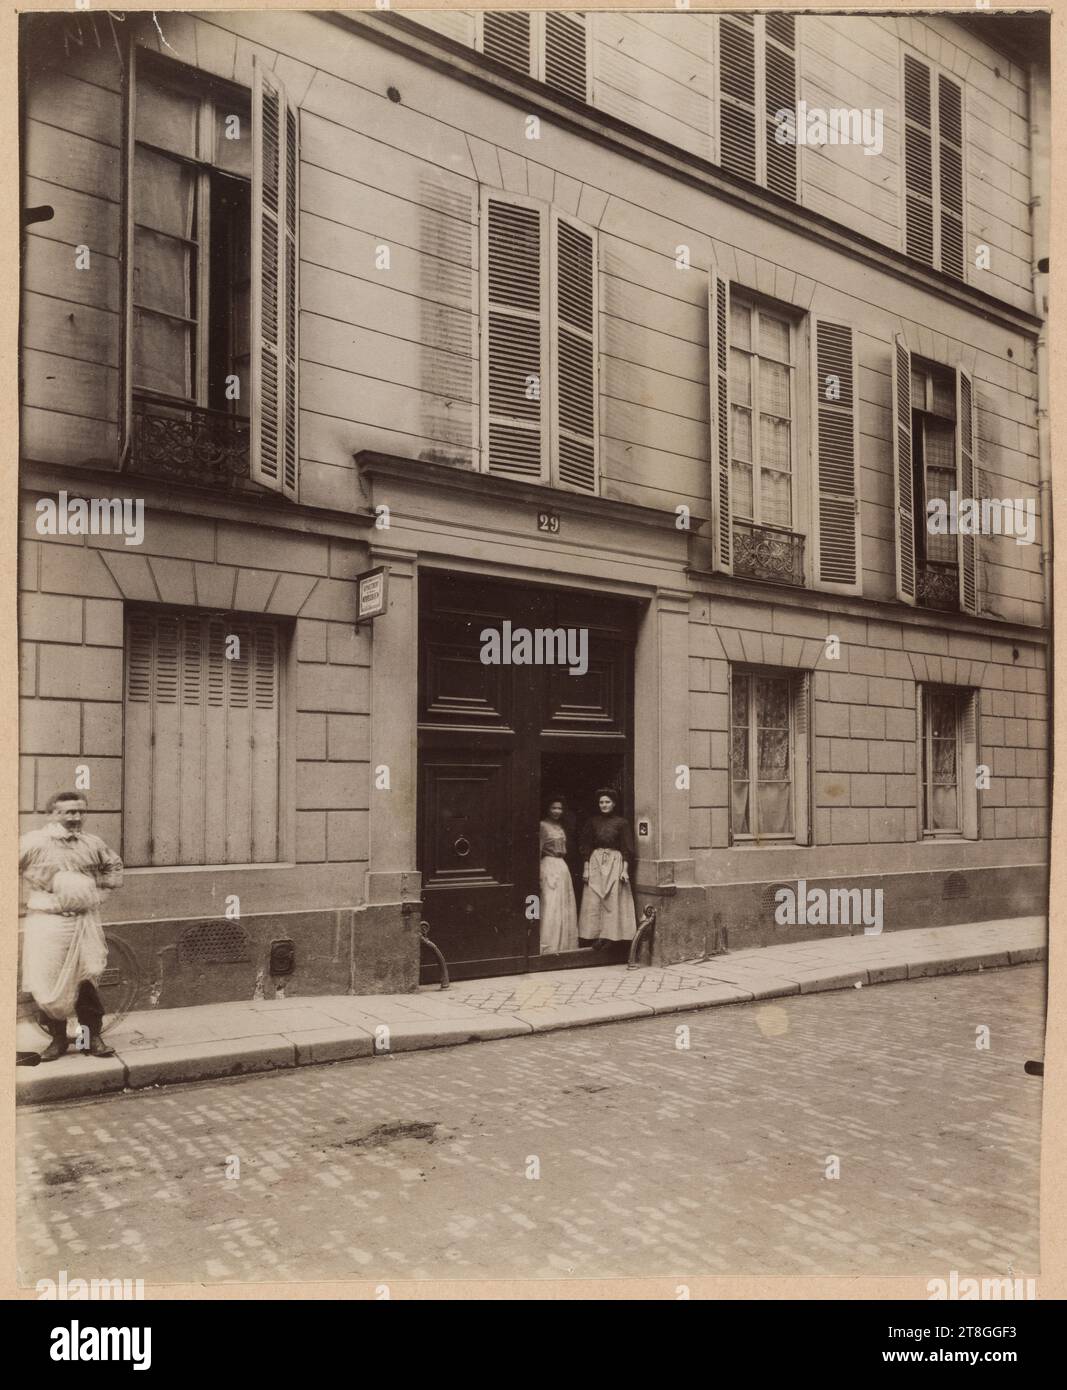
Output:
[18, 8, 1050, 1006]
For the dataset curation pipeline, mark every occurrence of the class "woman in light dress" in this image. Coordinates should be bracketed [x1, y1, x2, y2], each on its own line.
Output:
[539, 797, 579, 954]
[578, 788, 638, 945]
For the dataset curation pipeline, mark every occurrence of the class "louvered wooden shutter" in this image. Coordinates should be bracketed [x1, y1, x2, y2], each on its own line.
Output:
[956, 367, 979, 614]
[914, 683, 924, 837]
[903, 54, 934, 266]
[938, 74, 965, 280]
[544, 11, 588, 101]
[812, 318, 861, 594]
[252, 59, 299, 499]
[719, 16, 757, 182]
[123, 611, 282, 867]
[892, 333, 917, 604]
[793, 669, 811, 845]
[764, 13, 797, 199]
[484, 195, 547, 480]
[709, 271, 732, 573]
[552, 213, 597, 493]
[482, 11, 533, 76]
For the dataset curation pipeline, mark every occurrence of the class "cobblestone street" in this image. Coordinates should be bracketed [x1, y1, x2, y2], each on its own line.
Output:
[17, 966, 1044, 1286]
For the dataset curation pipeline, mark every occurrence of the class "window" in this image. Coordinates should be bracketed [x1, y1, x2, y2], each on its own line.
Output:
[481, 192, 598, 492]
[730, 668, 811, 843]
[718, 13, 798, 199]
[919, 685, 979, 838]
[729, 296, 795, 532]
[123, 608, 286, 866]
[478, 11, 589, 102]
[711, 278, 859, 591]
[126, 52, 299, 497]
[892, 336, 978, 613]
[903, 53, 965, 279]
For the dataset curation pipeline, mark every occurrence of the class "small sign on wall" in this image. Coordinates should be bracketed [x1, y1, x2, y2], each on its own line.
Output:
[537, 510, 561, 534]
[356, 565, 389, 625]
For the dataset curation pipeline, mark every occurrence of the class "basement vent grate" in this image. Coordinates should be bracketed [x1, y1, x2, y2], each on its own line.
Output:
[179, 921, 251, 967]
[942, 872, 970, 900]
[762, 883, 794, 915]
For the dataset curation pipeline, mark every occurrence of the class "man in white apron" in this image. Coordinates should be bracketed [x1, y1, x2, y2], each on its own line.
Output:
[18, 791, 124, 1061]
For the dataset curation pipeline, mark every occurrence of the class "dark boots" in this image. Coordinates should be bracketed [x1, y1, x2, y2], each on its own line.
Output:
[37, 982, 115, 1061]
[37, 1013, 69, 1063]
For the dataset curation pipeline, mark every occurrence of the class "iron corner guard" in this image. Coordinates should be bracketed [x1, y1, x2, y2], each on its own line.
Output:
[627, 906, 658, 970]
[419, 920, 450, 990]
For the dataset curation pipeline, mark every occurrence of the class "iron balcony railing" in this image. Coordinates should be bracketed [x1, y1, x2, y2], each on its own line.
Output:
[732, 520, 805, 587]
[917, 558, 959, 611]
[130, 397, 250, 489]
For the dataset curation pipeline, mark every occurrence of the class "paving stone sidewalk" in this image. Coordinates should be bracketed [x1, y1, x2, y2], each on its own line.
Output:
[15, 916, 1046, 1105]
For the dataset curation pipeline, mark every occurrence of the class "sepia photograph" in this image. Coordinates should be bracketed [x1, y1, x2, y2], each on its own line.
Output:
[11, 0, 1057, 1319]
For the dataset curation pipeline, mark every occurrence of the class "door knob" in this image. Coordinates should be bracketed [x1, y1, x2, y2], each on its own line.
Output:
[453, 836, 471, 858]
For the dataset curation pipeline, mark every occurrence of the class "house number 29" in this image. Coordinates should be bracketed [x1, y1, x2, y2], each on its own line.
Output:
[537, 511, 560, 534]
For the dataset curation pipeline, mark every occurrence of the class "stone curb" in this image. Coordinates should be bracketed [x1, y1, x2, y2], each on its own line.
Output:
[14, 939, 1046, 1107]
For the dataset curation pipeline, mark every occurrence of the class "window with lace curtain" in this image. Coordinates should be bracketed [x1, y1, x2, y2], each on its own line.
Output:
[920, 684, 979, 839]
[730, 667, 811, 843]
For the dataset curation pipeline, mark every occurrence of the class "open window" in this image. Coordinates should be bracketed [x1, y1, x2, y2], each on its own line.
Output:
[125, 51, 298, 497]
[892, 335, 979, 613]
[711, 276, 857, 592]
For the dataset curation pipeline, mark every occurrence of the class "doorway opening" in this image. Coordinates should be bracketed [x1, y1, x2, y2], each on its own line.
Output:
[417, 569, 638, 982]
[536, 751, 634, 969]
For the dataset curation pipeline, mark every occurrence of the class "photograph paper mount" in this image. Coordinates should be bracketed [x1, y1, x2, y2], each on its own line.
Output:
[7, 1, 1060, 1304]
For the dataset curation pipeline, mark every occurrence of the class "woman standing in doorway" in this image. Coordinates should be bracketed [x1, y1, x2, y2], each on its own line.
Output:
[539, 797, 579, 954]
[578, 788, 638, 944]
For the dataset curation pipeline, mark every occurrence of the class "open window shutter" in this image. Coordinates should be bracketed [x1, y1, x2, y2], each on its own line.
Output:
[812, 318, 861, 594]
[709, 272, 732, 573]
[544, 11, 588, 101]
[484, 195, 547, 480]
[793, 670, 812, 845]
[282, 98, 300, 500]
[719, 16, 757, 181]
[915, 683, 925, 837]
[937, 74, 965, 280]
[252, 59, 298, 499]
[482, 11, 533, 76]
[764, 14, 797, 199]
[892, 333, 917, 604]
[552, 213, 598, 493]
[960, 688, 980, 839]
[956, 367, 979, 614]
[903, 54, 934, 265]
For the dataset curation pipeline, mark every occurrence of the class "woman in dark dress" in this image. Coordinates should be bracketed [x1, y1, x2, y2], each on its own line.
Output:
[578, 787, 637, 943]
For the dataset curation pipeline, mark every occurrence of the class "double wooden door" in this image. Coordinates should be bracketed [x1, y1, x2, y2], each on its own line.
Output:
[418, 572, 636, 982]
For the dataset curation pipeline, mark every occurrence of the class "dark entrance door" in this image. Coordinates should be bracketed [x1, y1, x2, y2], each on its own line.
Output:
[418, 571, 636, 982]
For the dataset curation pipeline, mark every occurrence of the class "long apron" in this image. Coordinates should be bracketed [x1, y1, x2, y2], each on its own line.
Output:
[578, 847, 638, 942]
[21, 888, 108, 1021]
[539, 855, 579, 954]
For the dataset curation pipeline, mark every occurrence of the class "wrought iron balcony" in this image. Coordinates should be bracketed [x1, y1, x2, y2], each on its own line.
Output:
[917, 559, 959, 611]
[130, 397, 250, 490]
[732, 520, 805, 586]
